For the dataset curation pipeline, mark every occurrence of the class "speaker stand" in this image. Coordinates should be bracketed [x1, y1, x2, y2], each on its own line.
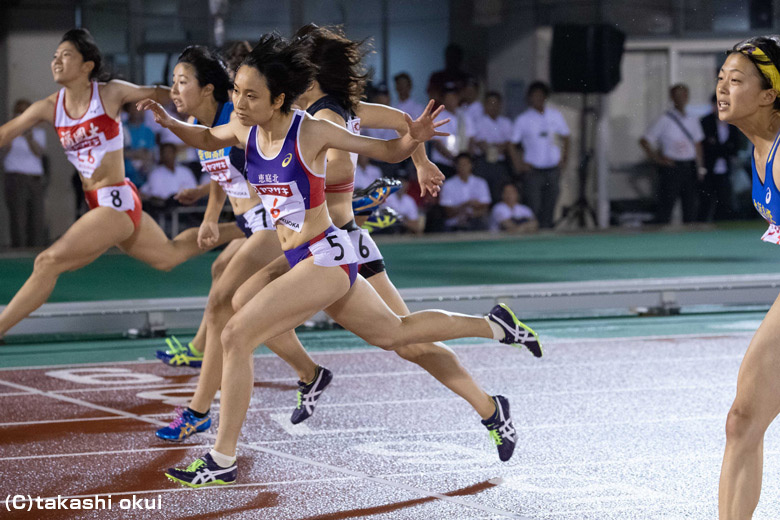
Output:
[556, 93, 598, 229]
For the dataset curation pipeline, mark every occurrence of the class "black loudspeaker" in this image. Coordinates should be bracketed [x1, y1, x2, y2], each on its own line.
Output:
[550, 24, 626, 94]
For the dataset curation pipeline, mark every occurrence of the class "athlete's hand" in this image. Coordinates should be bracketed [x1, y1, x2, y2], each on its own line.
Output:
[416, 160, 445, 197]
[198, 221, 220, 250]
[136, 99, 175, 129]
[405, 100, 450, 143]
[174, 187, 203, 206]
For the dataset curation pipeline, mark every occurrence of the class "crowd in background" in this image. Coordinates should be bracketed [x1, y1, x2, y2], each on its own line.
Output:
[0, 42, 756, 249]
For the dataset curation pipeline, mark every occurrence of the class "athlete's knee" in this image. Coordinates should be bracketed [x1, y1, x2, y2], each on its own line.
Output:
[33, 248, 68, 275]
[395, 342, 454, 363]
[211, 255, 229, 281]
[231, 287, 251, 313]
[208, 283, 234, 311]
[725, 403, 765, 445]
[147, 257, 177, 272]
[220, 320, 243, 356]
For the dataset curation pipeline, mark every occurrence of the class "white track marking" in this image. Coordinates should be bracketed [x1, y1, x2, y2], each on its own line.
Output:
[0, 376, 528, 520]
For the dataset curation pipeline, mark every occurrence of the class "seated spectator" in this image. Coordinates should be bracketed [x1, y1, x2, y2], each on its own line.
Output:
[123, 103, 156, 187]
[440, 153, 491, 231]
[472, 91, 514, 203]
[393, 72, 424, 119]
[385, 176, 423, 234]
[354, 154, 383, 190]
[491, 183, 538, 233]
[140, 143, 197, 201]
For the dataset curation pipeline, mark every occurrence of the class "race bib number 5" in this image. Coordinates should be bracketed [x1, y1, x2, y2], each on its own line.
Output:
[309, 229, 358, 267]
[96, 184, 135, 212]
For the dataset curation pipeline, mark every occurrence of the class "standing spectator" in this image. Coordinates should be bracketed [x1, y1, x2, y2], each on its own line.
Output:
[363, 83, 401, 177]
[440, 153, 492, 231]
[699, 93, 741, 221]
[430, 83, 473, 177]
[460, 76, 484, 128]
[140, 142, 197, 201]
[354, 154, 383, 190]
[123, 103, 156, 188]
[385, 176, 423, 234]
[639, 83, 706, 224]
[426, 43, 470, 106]
[393, 72, 424, 119]
[510, 81, 570, 229]
[491, 183, 538, 233]
[2, 99, 47, 247]
[473, 91, 514, 202]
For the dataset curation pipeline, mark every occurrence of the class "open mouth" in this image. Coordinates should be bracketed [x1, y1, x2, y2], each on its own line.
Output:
[717, 100, 730, 110]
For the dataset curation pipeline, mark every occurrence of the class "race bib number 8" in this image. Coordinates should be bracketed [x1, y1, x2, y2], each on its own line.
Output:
[96, 184, 135, 212]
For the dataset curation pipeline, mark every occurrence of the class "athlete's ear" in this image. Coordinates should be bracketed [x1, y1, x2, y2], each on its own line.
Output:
[81, 60, 95, 77]
[272, 93, 285, 111]
[202, 83, 215, 99]
[761, 88, 778, 108]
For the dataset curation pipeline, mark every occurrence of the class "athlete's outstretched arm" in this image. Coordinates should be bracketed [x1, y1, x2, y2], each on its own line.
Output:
[137, 99, 241, 152]
[307, 100, 449, 164]
[104, 79, 171, 107]
[198, 180, 229, 250]
[0, 96, 54, 148]
[354, 101, 445, 196]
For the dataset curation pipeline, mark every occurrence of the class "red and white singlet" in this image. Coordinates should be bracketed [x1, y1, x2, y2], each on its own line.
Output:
[54, 81, 123, 179]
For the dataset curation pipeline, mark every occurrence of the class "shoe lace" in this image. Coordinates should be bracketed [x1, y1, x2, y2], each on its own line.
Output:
[296, 390, 303, 410]
[185, 458, 206, 472]
[166, 336, 185, 354]
[488, 428, 503, 446]
[168, 407, 185, 428]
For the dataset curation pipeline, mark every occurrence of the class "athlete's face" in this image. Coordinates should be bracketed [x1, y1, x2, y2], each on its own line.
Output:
[171, 62, 211, 116]
[51, 41, 92, 84]
[232, 65, 284, 126]
[717, 52, 777, 123]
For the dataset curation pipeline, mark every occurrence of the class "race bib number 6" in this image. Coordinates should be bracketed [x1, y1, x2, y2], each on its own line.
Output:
[96, 184, 135, 212]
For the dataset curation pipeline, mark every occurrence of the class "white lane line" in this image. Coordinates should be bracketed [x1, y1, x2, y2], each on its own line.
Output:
[0, 391, 35, 397]
[0, 331, 755, 372]
[0, 415, 130, 428]
[0, 376, 527, 520]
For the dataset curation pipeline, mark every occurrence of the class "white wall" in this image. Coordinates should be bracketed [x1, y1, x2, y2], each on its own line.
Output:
[3, 31, 75, 245]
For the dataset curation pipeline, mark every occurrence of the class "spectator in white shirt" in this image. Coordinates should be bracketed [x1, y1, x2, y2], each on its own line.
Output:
[141, 143, 197, 201]
[473, 91, 514, 202]
[639, 83, 706, 224]
[385, 176, 423, 234]
[430, 83, 474, 177]
[460, 76, 484, 129]
[393, 72, 424, 119]
[2, 99, 47, 247]
[363, 83, 402, 178]
[354, 154, 383, 190]
[510, 81, 570, 229]
[440, 153, 492, 231]
[491, 183, 538, 233]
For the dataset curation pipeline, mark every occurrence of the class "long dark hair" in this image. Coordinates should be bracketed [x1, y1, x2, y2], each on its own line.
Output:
[732, 36, 780, 110]
[240, 33, 316, 114]
[177, 45, 231, 103]
[60, 28, 109, 81]
[294, 24, 370, 112]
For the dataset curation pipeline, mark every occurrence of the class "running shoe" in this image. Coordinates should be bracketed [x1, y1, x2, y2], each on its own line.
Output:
[165, 453, 237, 488]
[362, 207, 401, 233]
[291, 366, 333, 424]
[487, 303, 543, 358]
[352, 177, 402, 215]
[155, 407, 211, 441]
[155, 336, 204, 368]
[481, 395, 516, 462]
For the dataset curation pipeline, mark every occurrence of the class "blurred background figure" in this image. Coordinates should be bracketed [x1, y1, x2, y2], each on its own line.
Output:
[123, 102, 156, 188]
[510, 81, 570, 229]
[699, 93, 741, 222]
[491, 183, 538, 234]
[440, 153, 491, 231]
[639, 83, 704, 224]
[2, 99, 48, 248]
[140, 142, 197, 228]
[354, 154, 383, 191]
[430, 82, 472, 178]
[393, 72, 424, 119]
[472, 91, 514, 203]
[427, 43, 470, 106]
[384, 175, 423, 234]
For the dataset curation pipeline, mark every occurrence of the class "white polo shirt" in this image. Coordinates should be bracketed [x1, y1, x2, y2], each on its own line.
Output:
[385, 191, 419, 222]
[431, 109, 474, 166]
[141, 163, 197, 199]
[491, 202, 535, 231]
[473, 114, 513, 160]
[440, 174, 491, 226]
[643, 108, 704, 161]
[511, 106, 570, 169]
[354, 161, 383, 190]
[3, 128, 46, 175]
[394, 98, 425, 119]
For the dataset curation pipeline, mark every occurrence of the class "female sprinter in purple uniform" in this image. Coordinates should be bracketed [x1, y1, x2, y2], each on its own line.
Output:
[0, 28, 241, 341]
[139, 33, 539, 487]
[718, 36, 780, 519]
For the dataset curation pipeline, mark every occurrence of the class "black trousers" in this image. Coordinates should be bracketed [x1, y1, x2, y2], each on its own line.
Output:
[698, 172, 733, 221]
[655, 160, 698, 224]
[4, 172, 46, 247]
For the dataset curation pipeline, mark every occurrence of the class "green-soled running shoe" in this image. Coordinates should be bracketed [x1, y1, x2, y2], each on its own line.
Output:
[487, 303, 543, 358]
[155, 336, 204, 368]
